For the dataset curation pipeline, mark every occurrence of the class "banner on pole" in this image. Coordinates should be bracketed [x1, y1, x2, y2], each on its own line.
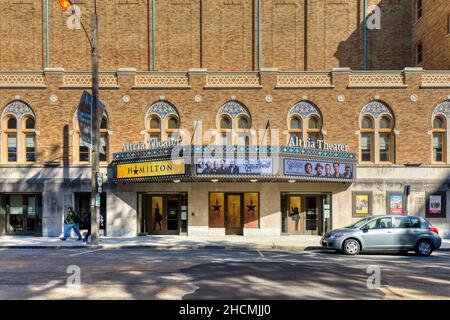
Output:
[77, 90, 105, 150]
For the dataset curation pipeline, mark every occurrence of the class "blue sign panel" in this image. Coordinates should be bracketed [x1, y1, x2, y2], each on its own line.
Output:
[284, 158, 353, 180]
[196, 158, 273, 175]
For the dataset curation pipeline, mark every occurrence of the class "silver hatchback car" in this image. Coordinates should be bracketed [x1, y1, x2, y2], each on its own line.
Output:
[321, 215, 442, 256]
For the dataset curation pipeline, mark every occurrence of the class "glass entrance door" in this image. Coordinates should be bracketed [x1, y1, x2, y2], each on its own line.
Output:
[225, 194, 243, 235]
[143, 194, 181, 235]
[281, 193, 329, 236]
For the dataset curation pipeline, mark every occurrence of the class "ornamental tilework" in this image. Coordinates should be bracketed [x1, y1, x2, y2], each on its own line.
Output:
[146, 101, 179, 119]
[218, 102, 250, 119]
[361, 101, 393, 118]
[433, 101, 450, 118]
[289, 101, 320, 119]
[2, 101, 34, 118]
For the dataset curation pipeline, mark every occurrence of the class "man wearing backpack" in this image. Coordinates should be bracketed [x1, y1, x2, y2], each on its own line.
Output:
[60, 206, 82, 241]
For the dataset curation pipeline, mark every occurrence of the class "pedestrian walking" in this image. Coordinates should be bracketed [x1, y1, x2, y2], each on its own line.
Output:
[60, 206, 82, 241]
[82, 213, 91, 244]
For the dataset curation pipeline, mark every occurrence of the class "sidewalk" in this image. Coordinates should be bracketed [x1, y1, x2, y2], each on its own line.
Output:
[0, 235, 323, 251]
[1, 235, 449, 251]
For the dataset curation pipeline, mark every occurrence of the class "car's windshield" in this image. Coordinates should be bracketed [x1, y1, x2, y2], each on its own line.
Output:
[345, 217, 372, 228]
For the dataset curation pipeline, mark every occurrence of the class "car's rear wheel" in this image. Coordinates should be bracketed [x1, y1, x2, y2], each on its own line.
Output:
[415, 240, 433, 257]
[343, 239, 360, 255]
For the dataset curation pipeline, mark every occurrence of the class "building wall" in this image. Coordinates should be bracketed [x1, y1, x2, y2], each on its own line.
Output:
[1, 164, 449, 238]
[413, 0, 450, 69]
[0, 69, 449, 166]
[0, 0, 431, 72]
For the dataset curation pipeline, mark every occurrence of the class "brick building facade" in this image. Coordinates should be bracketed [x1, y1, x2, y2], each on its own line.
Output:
[0, 0, 449, 239]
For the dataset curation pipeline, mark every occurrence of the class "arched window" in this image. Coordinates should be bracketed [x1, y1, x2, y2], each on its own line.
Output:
[22, 116, 36, 162]
[146, 101, 180, 146]
[307, 115, 322, 143]
[360, 101, 395, 164]
[219, 115, 232, 145]
[147, 116, 161, 146]
[432, 101, 450, 163]
[74, 109, 109, 163]
[236, 116, 251, 146]
[288, 116, 302, 142]
[432, 115, 446, 163]
[216, 101, 252, 146]
[288, 101, 322, 144]
[360, 116, 374, 162]
[166, 116, 179, 139]
[2, 101, 36, 163]
[379, 116, 393, 162]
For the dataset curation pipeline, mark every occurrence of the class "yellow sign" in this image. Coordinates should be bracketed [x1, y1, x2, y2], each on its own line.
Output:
[117, 159, 186, 179]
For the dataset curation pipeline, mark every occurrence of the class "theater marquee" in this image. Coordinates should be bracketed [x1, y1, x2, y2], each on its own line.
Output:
[116, 159, 186, 179]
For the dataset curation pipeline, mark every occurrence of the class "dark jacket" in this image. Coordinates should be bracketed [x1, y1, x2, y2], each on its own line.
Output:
[65, 210, 79, 225]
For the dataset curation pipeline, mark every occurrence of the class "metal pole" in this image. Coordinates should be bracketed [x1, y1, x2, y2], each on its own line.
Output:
[152, 0, 156, 71]
[90, 0, 100, 246]
[363, 0, 367, 70]
[257, 0, 261, 72]
[45, 0, 49, 67]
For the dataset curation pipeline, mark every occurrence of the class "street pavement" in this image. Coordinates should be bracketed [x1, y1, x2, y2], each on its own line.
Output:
[0, 247, 449, 300]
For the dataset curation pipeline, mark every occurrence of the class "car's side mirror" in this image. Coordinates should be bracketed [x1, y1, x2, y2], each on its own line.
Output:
[361, 225, 369, 233]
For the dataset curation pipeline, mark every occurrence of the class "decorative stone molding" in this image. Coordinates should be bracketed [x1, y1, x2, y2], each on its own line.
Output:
[2, 101, 35, 118]
[433, 101, 450, 118]
[218, 101, 250, 119]
[134, 73, 189, 88]
[422, 73, 450, 88]
[205, 73, 260, 88]
[361, 101, 393, 118]
[349, 72, 406, 88]
[146, 101, 179, 119]
[62, 73, 119, 88]
[0, 72, 46, 88]
[277, 72, 333, 88]
[289, 101, 321, 119]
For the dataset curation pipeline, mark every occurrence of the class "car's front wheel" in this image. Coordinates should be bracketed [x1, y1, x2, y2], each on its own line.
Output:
[343, 239, 361, 255]
[415, 240, 433, 257]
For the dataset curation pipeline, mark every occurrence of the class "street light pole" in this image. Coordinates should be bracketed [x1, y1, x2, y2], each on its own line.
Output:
[90, 0, 100, 246]
[58, 0, 100, 246]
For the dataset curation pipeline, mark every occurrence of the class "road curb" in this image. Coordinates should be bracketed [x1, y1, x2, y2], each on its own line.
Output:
[0, 244, 315, 251]
[1, 244, 448, 251]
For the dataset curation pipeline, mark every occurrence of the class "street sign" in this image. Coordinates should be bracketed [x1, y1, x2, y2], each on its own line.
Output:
[95, 194, 101, 207]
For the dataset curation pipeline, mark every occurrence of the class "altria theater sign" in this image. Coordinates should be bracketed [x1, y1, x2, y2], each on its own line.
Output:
[121, 137, 181, 152]
[287, 137, 349, 152]
[121, 137, 349, 153]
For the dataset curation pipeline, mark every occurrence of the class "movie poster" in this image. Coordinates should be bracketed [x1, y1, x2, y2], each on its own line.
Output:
[429, 195, 442, 215]
[244, 193, 259, 228]
[355, 194, 369, 215]
[389, 195, 404, 214]
[289, 196, 301, 232]
[209, 193, 225, 228]
[151, 196, 164, 231]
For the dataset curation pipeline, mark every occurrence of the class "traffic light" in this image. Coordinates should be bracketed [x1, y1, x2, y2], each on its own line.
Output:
[58, 0, 72, 11]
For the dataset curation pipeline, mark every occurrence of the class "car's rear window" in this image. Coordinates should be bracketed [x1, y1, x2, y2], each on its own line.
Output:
[394, 217, 421, 228]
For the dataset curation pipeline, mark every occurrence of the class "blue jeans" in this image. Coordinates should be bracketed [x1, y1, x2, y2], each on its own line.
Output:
[63, 224, 82, 240]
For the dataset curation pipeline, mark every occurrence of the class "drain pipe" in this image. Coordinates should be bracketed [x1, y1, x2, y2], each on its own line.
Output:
[363, 0, 367, 70]
[152, 0, 156, 71]
[46, 0, 50, 67]
[257, 0, 261, 72]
